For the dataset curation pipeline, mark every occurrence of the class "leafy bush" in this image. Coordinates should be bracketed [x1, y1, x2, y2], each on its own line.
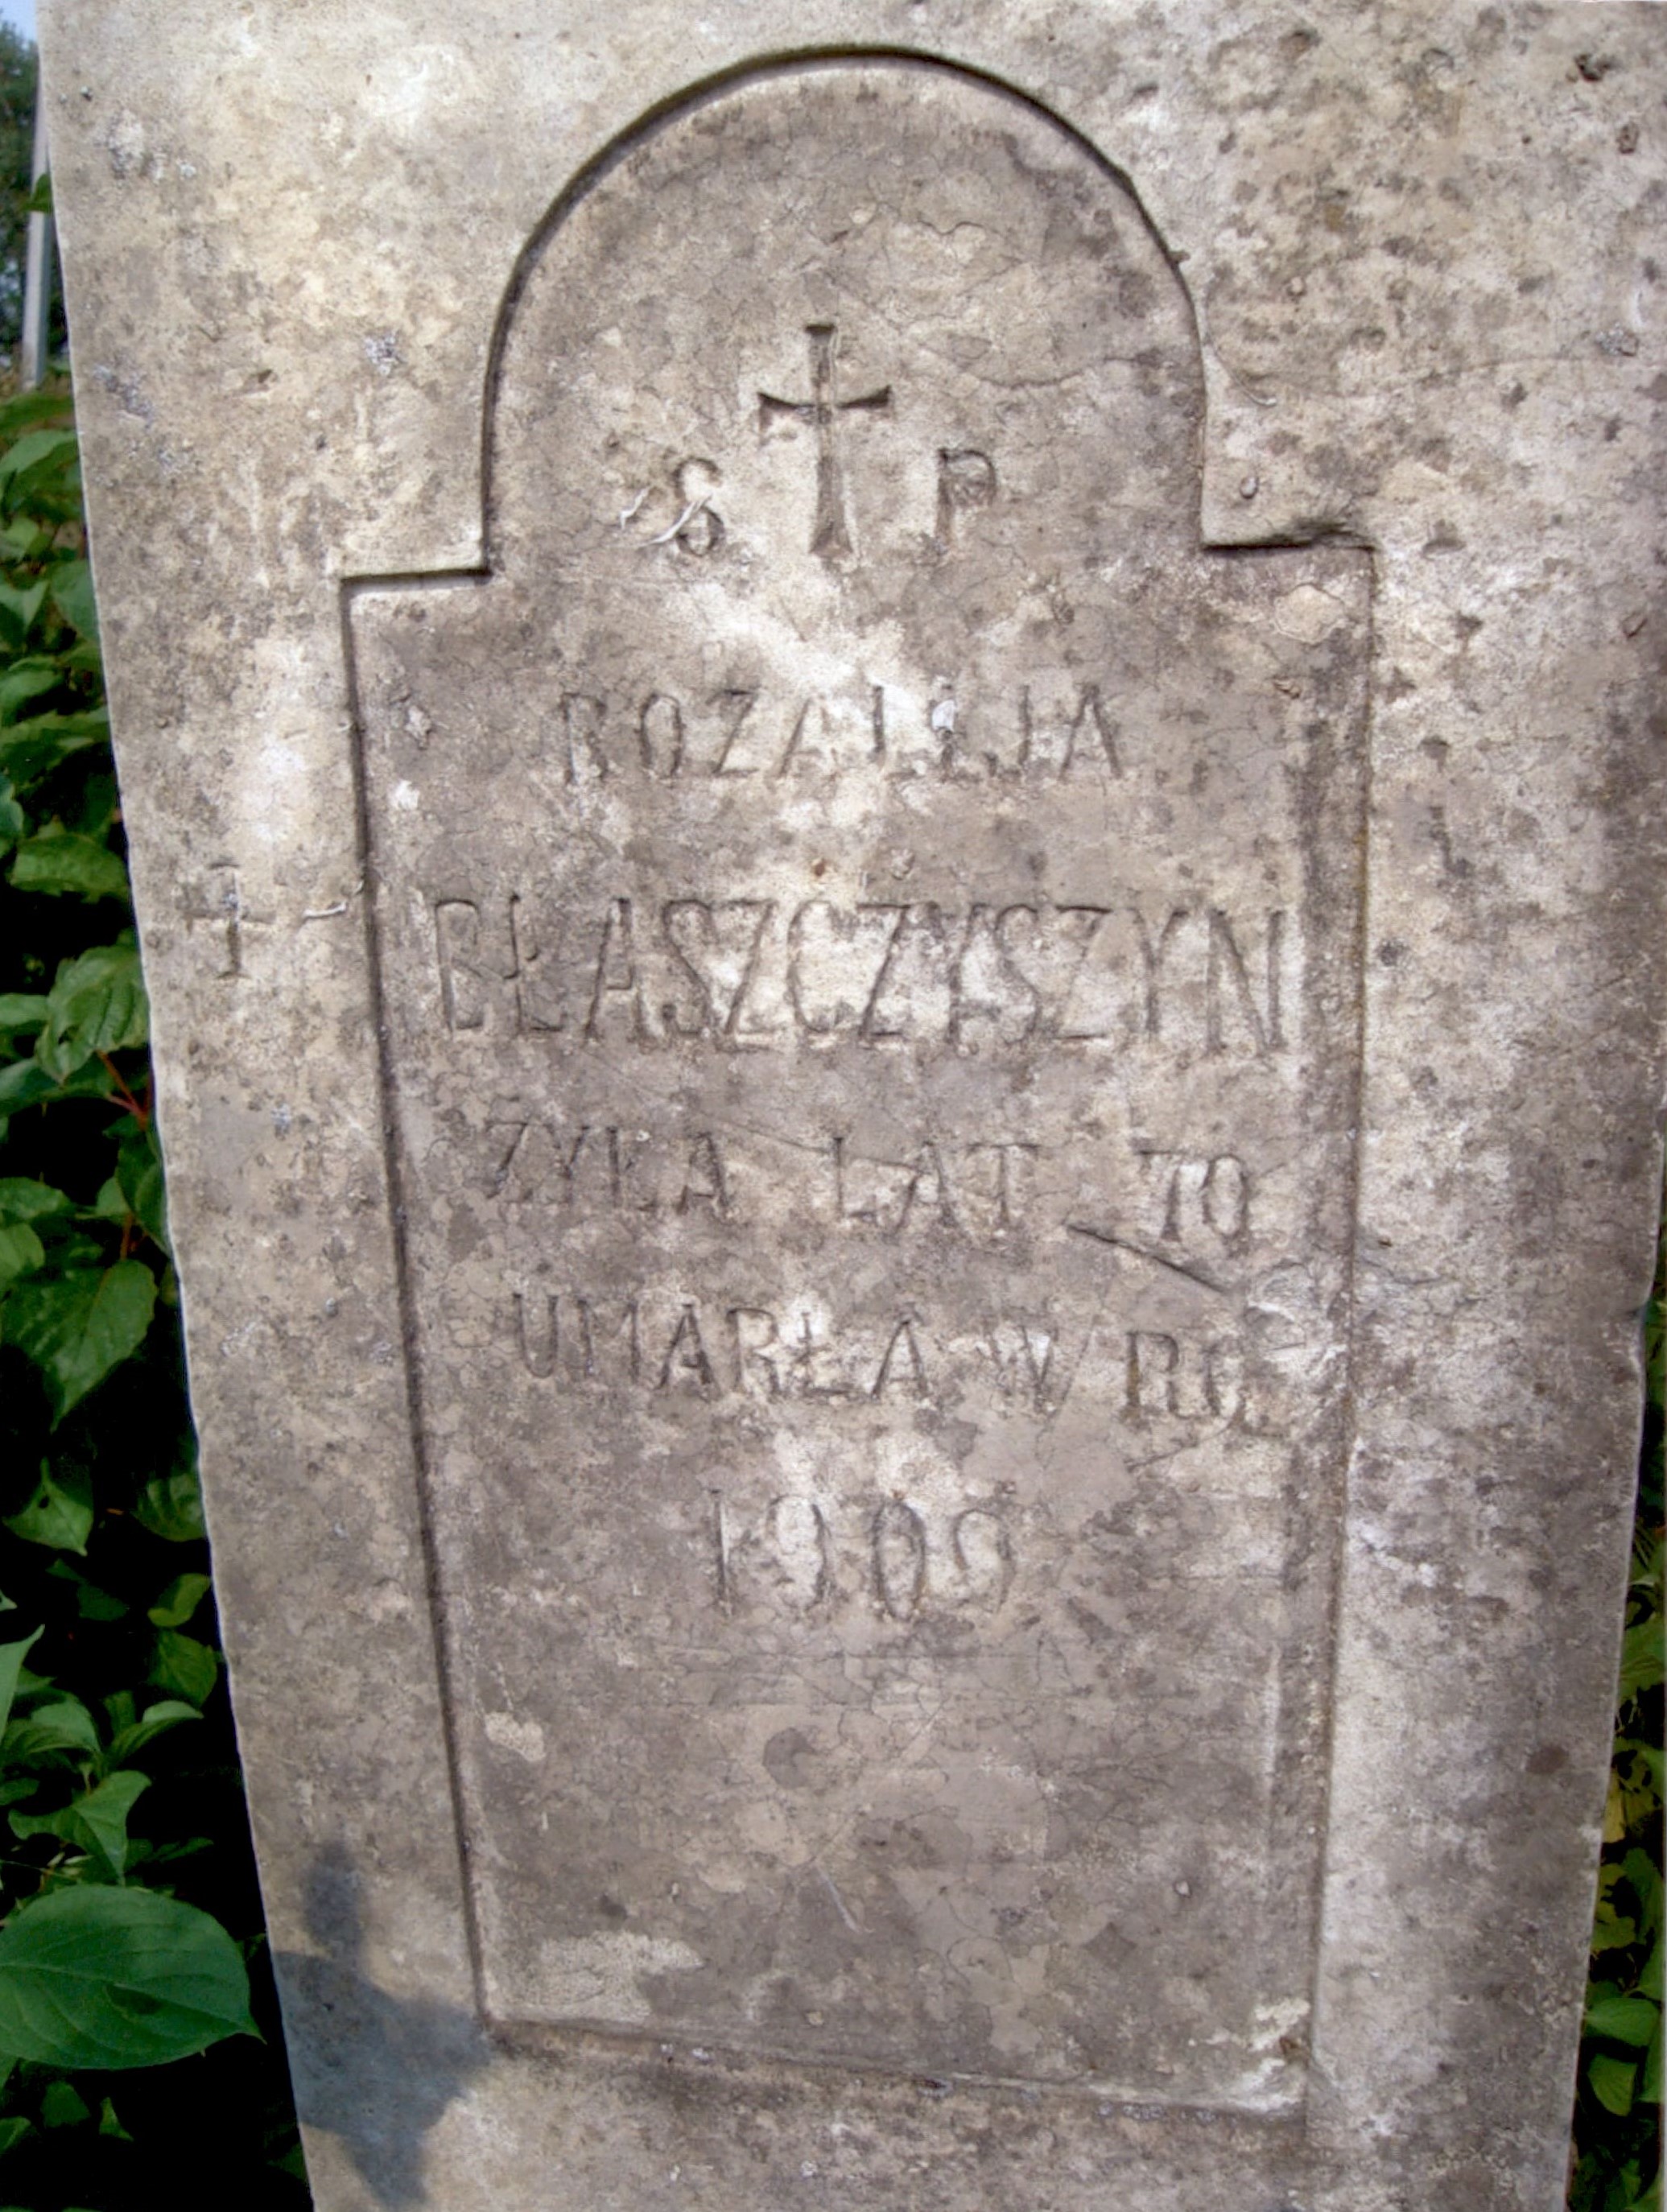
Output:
[0, 384, 307, 2206]
[1570, 1201, 1665, 2212]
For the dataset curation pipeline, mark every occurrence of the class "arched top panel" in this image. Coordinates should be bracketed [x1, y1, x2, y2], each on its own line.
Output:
[485, 56, 1204, 609]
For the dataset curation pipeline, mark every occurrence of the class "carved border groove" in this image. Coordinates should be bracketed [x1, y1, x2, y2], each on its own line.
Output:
[339, 47, 1376, 2116]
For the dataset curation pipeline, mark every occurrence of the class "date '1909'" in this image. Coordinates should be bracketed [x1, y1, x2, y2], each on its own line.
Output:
[711, 1492, 1014, 1620]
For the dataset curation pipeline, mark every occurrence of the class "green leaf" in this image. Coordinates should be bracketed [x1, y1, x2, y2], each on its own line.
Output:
[0, 1226, 42, 1297]
[0, 779, 22, 852]
[0, 2115, 30, 2155]
[0, 1180, 72, 1225]
[0, 1060, 116, 1129]
[2, 1698, 101, 1765]
[40, 2079, 89, 2128]
[0, 579, 47, 650]
[1621, 1738, 1665, 1806]
[10, 827, 129, 903]
[1618, 1613, 1665, 1701]
[47, 561, 97, 644]
[73, 771, 119, 844]
[0, 1885, 257, 2069]
[1639, 1933, 1664, 2004]
[0, 443, 80, 526]
[0, 1632, 43, 1741]
[0, 391, 72, 446]
[23, 1232, 100, 1274]
[134, 1461, 204, 1545]
[46, 1561, 128, 1623]
[0, 708, 109, 792]
[0, 659, 63, 725]
[0, 997, 47, 1038]
[1624, 1847, 1664, 1934]
[146, 1574, 210, 1630]
[7, 442, 81, 510]
[0, 1059, 60, 1118]
[89, 1174, 127, 1226]
[148, 1631, 218, 1708]
[0, 429, 77, 492]
[137, 1836, 211, 1869]
[2, 1261, 158, 1421]
[1587, 1992, 1660, 2046]
[2, 1462, 93, 1554]
[11, 1770, 149, 1882]
[39, 1774, 149, 1881]
[97, 2095, 131, 2141]
[1589, 2049, 1637, 2115]
[115, 1123, 168, 1253]
[1592, 1909, 1638, 1954]
[103, 1701, 198, 1772]
[36, 940, 147, 1082]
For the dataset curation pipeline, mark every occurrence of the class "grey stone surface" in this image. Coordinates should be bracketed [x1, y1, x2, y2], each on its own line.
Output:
[40, 6, 1666, 2208]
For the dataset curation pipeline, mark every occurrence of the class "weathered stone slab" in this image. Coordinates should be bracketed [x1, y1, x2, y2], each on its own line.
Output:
[42, 6, 1666, 2210]
[351, 64, 1368, 2099]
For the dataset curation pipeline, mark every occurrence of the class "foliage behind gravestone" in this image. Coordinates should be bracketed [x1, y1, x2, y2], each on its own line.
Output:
[0, 31, 33, 360]
[1568, 1218, 1665, 2212]
[0, 385, 309, 2206]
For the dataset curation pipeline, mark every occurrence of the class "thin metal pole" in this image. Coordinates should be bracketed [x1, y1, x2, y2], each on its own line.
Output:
[20, 70, 52, 389]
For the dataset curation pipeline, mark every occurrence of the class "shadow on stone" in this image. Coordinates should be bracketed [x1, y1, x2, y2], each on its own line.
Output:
[276, 1842, 490, 2207]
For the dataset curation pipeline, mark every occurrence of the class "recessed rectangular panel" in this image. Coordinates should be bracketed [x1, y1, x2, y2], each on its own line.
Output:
[352, 60, 1370, 2106]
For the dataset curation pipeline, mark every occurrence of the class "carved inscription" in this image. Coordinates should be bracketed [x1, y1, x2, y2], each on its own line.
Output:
[476, 1120, 1049, 1234]
[435, 892, 1287, 1052]
[713, 1492, 1016, 1616]
[349, 60, 1371, 2101]
[484, 1122, 732, 1218]
[464, 1120, 1260, 1268]
[180, 862, 269, 979]
[519, 679, 1131, 783]
[935, 448, 998, 546]
[505, 1285, 1244, 1422]
[757, 323, 893, 559]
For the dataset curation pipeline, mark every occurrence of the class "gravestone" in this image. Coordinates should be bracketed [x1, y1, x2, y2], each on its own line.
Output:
[42, 8, 1666, 2210]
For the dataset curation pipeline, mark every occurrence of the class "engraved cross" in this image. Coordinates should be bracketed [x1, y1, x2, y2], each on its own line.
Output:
[180, 860, 270, 980]
[758, 323, 892, 560]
